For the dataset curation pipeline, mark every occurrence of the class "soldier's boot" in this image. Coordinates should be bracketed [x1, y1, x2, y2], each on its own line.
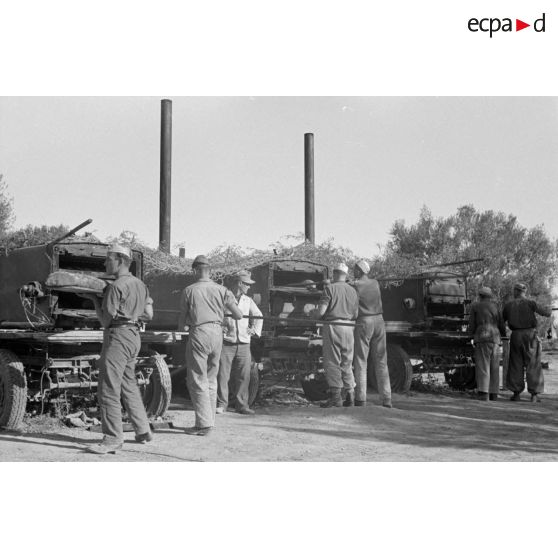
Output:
[530, 393, 541, 403]
[343, 390, 355, 407]
[477, 391, 489, 401]
[320, 388, 343, 408]
[489, 393, 498, 401]
[510, 392, 521, 401]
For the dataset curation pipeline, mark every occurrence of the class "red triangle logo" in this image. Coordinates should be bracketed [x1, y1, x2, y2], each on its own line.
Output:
[516, 19, 530, 31]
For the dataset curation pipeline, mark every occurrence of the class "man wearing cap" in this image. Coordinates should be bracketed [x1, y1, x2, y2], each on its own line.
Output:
[179, 255, 243, 435]
[315, 263, 359, 407]
[503, 282, 551, 402]
[216, 270, 263, 415]
[84, 244, 153, 454]
[351, 259, 392, 408]
[468, 286, 506, 401]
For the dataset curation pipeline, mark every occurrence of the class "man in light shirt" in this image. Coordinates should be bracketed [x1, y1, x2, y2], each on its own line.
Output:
[217, 270, 263, 415]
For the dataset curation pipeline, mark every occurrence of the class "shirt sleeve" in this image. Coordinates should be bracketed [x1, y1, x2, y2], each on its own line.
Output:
[178, 290, 190, 330]
[102, 283, 122, 319]
[249, 298, 263, 337]
[319, 286, 332, 308]
[534, 300, 551, 317]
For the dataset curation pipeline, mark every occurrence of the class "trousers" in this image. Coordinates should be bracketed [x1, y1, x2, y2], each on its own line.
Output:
[98, 327, 150, 442]
[217, 342, 252, 410]
[474, 342, 500, 394]
[353, 315, 391, 402]
[186, 323, 223, 428]
[322, 323, 355, 391]
[506, 329, 543, 394]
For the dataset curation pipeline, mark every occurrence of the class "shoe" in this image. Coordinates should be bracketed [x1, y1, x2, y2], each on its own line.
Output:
[343, 391, 355, 407]
[236, 407, 255, 415]
[477, 391, 489, 401]
[355, 400, 367, 407]
[135, 431, 153, 443]
[489, 393, 498, 401]
[510, 392, 521, 401]
[86, 439, 123, 454]
[382, 399, 393, 408]
[184, 426, 213, 436]
[216, 406, 225, 415]
[530, 393, 541, 403]
[320, 388, 343, 408]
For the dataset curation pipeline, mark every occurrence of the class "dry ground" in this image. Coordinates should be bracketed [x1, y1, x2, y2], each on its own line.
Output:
[2, 354, 558, 462]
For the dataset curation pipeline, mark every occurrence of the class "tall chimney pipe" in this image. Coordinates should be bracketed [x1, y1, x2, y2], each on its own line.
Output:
[304, 132, 315, 244]
[159, 99, 172, 253]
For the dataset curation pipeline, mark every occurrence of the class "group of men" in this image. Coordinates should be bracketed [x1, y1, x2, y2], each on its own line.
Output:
[84, 243, 551, 455]
[468, 282, 551, 402]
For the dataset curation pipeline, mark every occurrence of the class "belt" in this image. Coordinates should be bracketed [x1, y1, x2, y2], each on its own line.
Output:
[510, 327, 535, 331]
[191, 321, 222, 328]
[358, 313, 383, 318]
[109, 321, 140, 330]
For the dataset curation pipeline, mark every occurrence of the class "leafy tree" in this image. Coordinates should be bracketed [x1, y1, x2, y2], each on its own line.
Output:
[0, 174, 15, 236]
[377, 205, 558, 312]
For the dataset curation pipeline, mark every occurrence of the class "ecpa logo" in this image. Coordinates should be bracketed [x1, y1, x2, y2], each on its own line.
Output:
[468, 13, 546, 37]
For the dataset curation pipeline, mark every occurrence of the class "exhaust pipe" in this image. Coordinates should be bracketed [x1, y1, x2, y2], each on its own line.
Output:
[159, 99, 172, 253]
[304, 132, 315, 244]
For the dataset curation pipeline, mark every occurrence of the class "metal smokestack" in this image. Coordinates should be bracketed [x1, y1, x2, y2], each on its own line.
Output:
[304, 132, 315, 244]
[159, 99, 172, 253]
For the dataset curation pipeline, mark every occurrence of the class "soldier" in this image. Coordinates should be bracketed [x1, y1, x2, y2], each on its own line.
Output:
[84, 243, 153, 455]
[503, 282, 550, 402]
[352, 259, 392, 408]
[468, 286, 506, 401]
[216, 270, 262, 415]
[315, 263, 359, 408]
[178, 255, 243, 435]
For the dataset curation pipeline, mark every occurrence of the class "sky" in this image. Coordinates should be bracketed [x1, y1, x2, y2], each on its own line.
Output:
[1, 96, 557, 258]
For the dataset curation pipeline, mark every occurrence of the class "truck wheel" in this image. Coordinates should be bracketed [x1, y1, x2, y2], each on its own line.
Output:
[248, 362, 261, 406]
[0, 349, 27, 429]
[367, 343, 412, 394]
[300, 373, 329, 401]
[138, 352, 172, 417]
[444, 365, 476, 390]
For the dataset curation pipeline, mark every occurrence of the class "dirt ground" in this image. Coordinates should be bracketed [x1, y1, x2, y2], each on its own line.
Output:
[2, 353, 558, 462]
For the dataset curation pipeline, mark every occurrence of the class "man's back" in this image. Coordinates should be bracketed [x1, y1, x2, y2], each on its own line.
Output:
[320, 281, 359, 321]
[181, 279, 235, 326]
[503, 297, 549, 330]
[469, 299, 505, 342]
[103, 273, 149, 323]
[353, 276, 383, 317]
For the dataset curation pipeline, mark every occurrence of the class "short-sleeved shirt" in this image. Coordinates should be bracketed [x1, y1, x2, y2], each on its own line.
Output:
[352, 276, 383, 317]
[179, 278, 237, 327]
[468, 299, 506, 343]
[222, 294, 263, 344]
[503, 297, 550, 330]
[319, 281, 359, 321]
[102, 273, 150, 324]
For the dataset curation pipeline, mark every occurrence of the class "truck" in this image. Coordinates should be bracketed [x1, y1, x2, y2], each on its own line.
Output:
[0, 227, 179, 429]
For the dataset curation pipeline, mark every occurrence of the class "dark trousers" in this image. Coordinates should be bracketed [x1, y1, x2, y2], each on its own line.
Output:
[98, 327, 150, 442]
[217, 342, 252, 410]
[506, 329, 544, 394]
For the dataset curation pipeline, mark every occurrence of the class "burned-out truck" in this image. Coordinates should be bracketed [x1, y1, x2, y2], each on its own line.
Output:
[0, 226, 178, 429]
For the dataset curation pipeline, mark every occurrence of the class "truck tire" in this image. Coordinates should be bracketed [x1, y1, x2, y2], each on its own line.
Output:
[248, 362, 261, 406]
[300, 373, 329, 401]
[0, 349, 27, 429]
[138, 352, 172, 417]
[444, 365, 476, 390]
[367, 343, 412, 394]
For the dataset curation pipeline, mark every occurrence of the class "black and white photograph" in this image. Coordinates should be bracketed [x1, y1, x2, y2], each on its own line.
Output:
[1, 96, 557, 462]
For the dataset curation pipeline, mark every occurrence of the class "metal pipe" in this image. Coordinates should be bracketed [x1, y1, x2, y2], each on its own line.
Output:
[159, 99, 172, 253]
[304, 133, 315, 244]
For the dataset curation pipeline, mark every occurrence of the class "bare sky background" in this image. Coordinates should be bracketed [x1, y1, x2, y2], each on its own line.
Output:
[1, 96, 557, 257]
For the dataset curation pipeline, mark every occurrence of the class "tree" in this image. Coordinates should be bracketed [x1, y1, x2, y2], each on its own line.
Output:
[0, 174, 15, 236]
[377, 205, 558, 309]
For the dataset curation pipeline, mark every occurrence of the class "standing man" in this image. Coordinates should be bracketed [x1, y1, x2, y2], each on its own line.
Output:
[315, 263, 359, 408]
[217, 271, 263, 415]
[503, 282, 551, 402]
[178, 255, 243, 435]
[85, 243, 153, 454]
[352, 259, 392, 408]
[468, 286, 506, 401]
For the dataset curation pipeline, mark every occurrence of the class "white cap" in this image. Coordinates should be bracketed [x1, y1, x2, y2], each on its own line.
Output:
[333, 263, 349, 274]
[355, 259, 370, 274]
[108, 243, 132, 258]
